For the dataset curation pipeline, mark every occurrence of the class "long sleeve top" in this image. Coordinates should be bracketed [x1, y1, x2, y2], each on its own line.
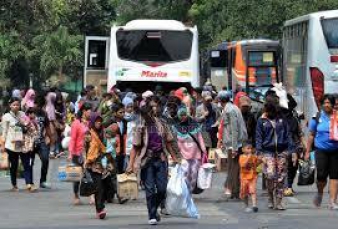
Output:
[69, 119, 88, 156]
[219, 102, 248, 151]
[256, 117, 294, 155]
[1, 111, 26, 152]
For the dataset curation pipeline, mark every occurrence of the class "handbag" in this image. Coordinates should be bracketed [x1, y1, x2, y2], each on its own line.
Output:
[0, 152, 9, 170]
[79, 169, 97, 197]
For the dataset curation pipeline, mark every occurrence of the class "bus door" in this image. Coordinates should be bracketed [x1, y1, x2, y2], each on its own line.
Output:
[245, 50, 279, 102]
[209, 49, 228, 91]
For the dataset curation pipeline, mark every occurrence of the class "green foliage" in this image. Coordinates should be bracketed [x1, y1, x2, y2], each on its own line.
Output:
[32, 26, 83, 75]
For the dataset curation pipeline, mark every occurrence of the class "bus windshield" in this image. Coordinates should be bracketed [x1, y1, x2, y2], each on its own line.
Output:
[248, 51, 276, 66]
[247, 51, 278, 102]
[116, 30, 193, 62]
[321, 18, 338, 49]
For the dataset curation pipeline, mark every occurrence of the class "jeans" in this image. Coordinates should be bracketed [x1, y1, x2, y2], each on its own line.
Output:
[141, 158, 168, 220]
[89, 171, 112, 212]
[7, 149, 32, 186]
[72, 155, 84, 195]
[33, 142, 50, 184]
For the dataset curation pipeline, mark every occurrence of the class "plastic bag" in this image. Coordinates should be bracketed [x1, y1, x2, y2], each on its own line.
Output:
[166, 164, 184, 197]
[197, 163, 215, 190]
[297, 160, 315, 186]
[61, 137, 71, 150]
[166, 165, 200, 219]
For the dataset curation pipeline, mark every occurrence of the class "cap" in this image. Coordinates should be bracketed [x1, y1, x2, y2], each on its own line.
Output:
[217, 90, 231, 100]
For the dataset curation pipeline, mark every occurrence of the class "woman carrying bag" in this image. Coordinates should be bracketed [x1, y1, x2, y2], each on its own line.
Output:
[85, 114, 114, 219]
[69, 102, 92, 205]
[1, 97, 32, 191]
[173, 106, 207, 193]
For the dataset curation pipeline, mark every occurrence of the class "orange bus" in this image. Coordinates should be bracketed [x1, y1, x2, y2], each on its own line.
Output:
[228, 39, 281, 101]
[210, 39, 281, 102]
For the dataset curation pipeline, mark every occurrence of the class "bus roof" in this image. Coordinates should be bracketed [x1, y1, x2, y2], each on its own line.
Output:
[120, 20, 191, 31]
[228, 39, 279, 47]
[284, 10, 338, 26]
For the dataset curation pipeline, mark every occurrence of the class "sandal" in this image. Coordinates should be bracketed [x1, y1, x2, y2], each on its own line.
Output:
[284, 188, 294, 197]
[329, 202, 338, 210]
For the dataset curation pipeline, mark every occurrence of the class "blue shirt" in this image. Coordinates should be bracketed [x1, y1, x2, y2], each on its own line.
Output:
[309, 111, 338, 151]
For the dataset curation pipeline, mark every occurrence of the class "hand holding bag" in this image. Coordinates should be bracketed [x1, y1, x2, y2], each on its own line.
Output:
[79, 169, 97, 197]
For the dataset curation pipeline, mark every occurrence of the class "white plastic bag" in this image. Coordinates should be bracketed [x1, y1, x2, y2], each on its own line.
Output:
[166, 165, 200, 219]
[166, 164, 184, 197]
[61, 136, 71, 150]
[197, 163, 215, 190]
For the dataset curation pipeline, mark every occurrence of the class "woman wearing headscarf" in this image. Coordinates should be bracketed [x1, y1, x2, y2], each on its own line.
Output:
[54, 91, 66, 157]
[122, 96, 136, 169]
[44, 92, 57, 158]
[86, 113, 115, 219]
[173, 106, 206, 192]
[21, 89, 36, 112]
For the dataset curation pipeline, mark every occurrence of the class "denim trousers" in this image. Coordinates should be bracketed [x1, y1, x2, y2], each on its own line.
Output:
[32, 142, 50, 184]
[141, 158, 168, 220]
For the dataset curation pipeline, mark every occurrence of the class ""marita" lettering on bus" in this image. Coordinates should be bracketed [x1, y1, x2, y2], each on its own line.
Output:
[141, 71, 168, 78]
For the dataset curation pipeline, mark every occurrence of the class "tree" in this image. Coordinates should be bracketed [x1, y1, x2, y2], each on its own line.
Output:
[32, 26, 83, 82]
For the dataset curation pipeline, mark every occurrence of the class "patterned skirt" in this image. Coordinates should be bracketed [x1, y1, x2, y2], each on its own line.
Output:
[181, 159, 201, 192]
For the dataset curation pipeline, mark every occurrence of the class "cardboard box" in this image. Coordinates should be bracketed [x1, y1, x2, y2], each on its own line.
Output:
[214, 149, 227, 172]
[58, 165, 83, 182]
[117, 173, 138, 200]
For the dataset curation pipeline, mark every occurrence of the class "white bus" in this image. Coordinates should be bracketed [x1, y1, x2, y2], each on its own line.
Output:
[107, 20, 200, 91]
[283, 10, 338, 123]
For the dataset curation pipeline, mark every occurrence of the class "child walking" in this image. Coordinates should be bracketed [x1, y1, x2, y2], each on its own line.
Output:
[239, 142, 259, 213]
[104, 124, 128, 204]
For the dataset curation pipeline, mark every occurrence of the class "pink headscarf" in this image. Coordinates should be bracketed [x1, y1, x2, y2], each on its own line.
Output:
[22, 89, 36, 109]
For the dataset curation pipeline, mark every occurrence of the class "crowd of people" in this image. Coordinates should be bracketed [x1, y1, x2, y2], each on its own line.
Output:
[1, 83, 338, 225]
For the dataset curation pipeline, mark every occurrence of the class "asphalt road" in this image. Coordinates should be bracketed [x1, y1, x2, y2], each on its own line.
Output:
[0, 157, 337, 229]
